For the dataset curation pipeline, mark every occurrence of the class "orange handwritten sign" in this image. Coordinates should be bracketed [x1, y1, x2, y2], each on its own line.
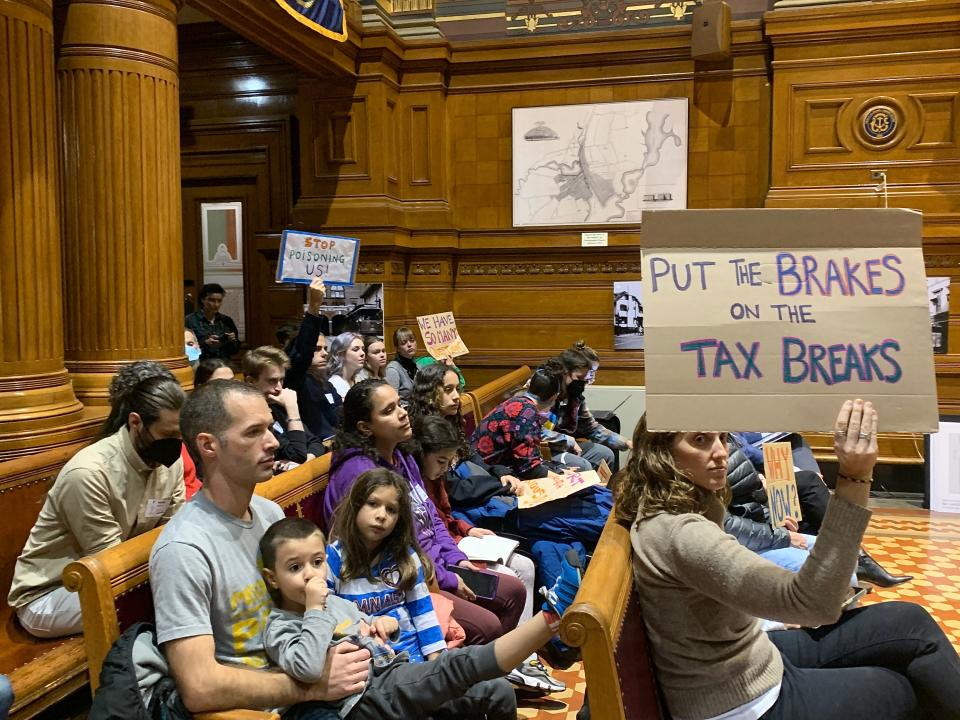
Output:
[518, 469, 601, 509]
[762, 442, 802, 528]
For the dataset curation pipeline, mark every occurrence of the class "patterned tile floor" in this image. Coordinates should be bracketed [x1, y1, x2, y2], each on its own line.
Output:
[518, 506, 960, 720]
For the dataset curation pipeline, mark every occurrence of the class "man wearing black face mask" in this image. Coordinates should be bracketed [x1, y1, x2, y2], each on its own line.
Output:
[539, 351, 618, 473]
[9, 375, 186, 639]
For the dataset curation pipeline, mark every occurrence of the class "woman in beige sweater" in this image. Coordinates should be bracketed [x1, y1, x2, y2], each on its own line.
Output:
[616, 399, 960, 720]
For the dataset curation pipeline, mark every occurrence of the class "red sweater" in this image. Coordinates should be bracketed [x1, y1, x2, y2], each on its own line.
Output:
[423, 472, 473, 543]
[180, 445, 201, 499]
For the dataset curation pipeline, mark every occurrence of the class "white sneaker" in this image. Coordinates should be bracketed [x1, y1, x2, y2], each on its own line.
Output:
[506, 655, 566, 695]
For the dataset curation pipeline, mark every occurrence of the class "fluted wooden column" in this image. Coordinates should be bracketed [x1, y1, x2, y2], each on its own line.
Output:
[58, 0, 191, 404]
[0, 0, 86, 458]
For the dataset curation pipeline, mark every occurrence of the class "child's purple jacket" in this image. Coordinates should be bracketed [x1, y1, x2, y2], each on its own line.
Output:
[323, 447, 468, 592]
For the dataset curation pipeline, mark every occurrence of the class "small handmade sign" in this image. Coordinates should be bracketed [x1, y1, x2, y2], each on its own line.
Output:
[518, 469, 602, 510]
[597, 459, 613, 485]
[416, 312, 470, 359]
[277, 230, 359, 286]
[763, 442, 802, 529]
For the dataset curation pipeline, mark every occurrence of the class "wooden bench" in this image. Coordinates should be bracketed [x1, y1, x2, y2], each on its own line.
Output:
[560, 514, 665, 720]
[63, 454, 332, 719]
[0, 443, 90, 720]
[466, 365, 532, 421]
[2, 366, 529, 718]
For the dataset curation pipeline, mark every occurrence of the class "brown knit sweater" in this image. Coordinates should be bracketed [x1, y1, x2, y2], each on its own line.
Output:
[630, 496, 871, 720]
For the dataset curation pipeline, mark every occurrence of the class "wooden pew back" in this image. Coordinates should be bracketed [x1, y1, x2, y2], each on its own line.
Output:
[0, 443, 90, 719]
[467, 365, 531, 420]
[64, 455, 332, 719]
[560, 515, 665, 720]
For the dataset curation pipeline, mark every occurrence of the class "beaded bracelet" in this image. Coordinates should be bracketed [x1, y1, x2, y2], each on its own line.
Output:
[837, 472, 872, 484]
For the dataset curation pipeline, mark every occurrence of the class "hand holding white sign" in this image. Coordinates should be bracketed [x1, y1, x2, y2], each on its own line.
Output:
[307, 277, 326, 314]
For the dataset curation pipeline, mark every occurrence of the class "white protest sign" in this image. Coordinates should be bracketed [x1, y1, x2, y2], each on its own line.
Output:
[416, 312, 470, 359]
[642, 209, 938, 432]
[277, 230, 359, 286]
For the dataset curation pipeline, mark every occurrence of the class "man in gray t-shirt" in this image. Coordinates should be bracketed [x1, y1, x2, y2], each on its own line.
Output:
[149, 381, 370, 715]
[151, 491, 283, 668]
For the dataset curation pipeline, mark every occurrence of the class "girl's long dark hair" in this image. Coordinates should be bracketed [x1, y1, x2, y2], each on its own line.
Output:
[408, 363, 468, 458]
[412, 414, 461, 471]
[333, 378, 413, 460]
[333, 378, 388, 460]
[330, 468, 432, 592]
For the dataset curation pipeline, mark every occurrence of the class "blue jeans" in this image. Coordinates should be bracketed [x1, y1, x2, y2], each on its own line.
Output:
[0, 674, 13, 720]
[760, 535, 857, 586]
[759, 534, 818, 573]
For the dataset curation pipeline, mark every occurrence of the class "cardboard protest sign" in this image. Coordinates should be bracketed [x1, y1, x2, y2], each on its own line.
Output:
[416, 312, 470, 359]
[642, 209, 938, 432]
[277, 230, 359, 286]
[762, 442, 802, 528]
[518, 469, 602, 509]
[596, 459, 613, 485]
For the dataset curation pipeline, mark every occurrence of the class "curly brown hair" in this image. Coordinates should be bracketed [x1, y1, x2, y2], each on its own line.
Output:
[614, 414, 728, 525]
[408, 363, 469, 458]
[330, 468, 433, 592]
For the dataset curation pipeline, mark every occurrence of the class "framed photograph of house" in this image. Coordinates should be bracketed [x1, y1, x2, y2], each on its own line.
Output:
[614, 281, 644, 350]
[513, 99, 688, 227]
[928, 276, 950, 354]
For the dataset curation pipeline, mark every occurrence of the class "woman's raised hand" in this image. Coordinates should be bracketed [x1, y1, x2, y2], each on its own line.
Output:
[833, 399, 878, 482]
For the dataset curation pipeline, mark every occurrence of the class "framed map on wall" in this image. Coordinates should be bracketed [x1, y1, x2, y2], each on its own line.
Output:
[512, 99, 688, 227]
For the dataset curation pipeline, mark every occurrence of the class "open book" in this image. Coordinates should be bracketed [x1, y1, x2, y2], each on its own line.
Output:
[457, 535, 519, 564]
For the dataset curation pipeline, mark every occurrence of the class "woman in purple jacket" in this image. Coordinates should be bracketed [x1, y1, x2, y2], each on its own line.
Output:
[321, 378, 525, 646]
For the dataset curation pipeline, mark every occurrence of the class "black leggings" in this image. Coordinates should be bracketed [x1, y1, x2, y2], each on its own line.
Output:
[762, 602, 960, 720]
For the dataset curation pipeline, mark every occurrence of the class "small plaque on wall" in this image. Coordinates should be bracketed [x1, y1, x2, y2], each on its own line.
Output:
[582, 232, 608, 247]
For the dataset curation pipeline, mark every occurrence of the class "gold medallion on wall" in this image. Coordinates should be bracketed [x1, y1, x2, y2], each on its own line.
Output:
[855, 97, 905, 150]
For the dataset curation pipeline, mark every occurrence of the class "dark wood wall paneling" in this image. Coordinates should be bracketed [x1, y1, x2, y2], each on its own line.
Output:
[179, 24, 307, 348]
[282, 22, 773, 388]
[765, 0, 960, 419]
[179, 2, 960, 453]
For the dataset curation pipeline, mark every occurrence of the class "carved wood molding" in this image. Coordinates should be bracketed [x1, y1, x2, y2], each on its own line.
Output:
[411, 262, 442, 275]
[925, 256, 960, 268]
[765, 0, 960, 45]
[459, 261, 643, 276]
[357, 261, 385, 274]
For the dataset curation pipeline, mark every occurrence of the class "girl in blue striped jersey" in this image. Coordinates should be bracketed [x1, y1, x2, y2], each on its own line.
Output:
[326, 468, 446, 661]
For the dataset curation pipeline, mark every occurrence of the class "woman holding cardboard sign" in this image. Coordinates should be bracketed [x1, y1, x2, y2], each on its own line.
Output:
[616, 399, 960, 720]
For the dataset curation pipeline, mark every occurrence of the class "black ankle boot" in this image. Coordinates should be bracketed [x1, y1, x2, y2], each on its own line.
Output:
[857, 548, 913, 588]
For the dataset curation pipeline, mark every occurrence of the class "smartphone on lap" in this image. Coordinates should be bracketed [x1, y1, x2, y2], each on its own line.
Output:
[450, 566, 500, 600]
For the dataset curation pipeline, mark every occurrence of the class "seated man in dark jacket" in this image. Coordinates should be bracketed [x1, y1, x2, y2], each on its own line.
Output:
[283, 278, 342, 441]
[243, 346, 326, 469]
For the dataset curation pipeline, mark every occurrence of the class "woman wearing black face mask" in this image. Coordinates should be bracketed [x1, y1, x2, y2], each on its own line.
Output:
[538, 348, 622, 473]
[8, 372, 187, 639]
